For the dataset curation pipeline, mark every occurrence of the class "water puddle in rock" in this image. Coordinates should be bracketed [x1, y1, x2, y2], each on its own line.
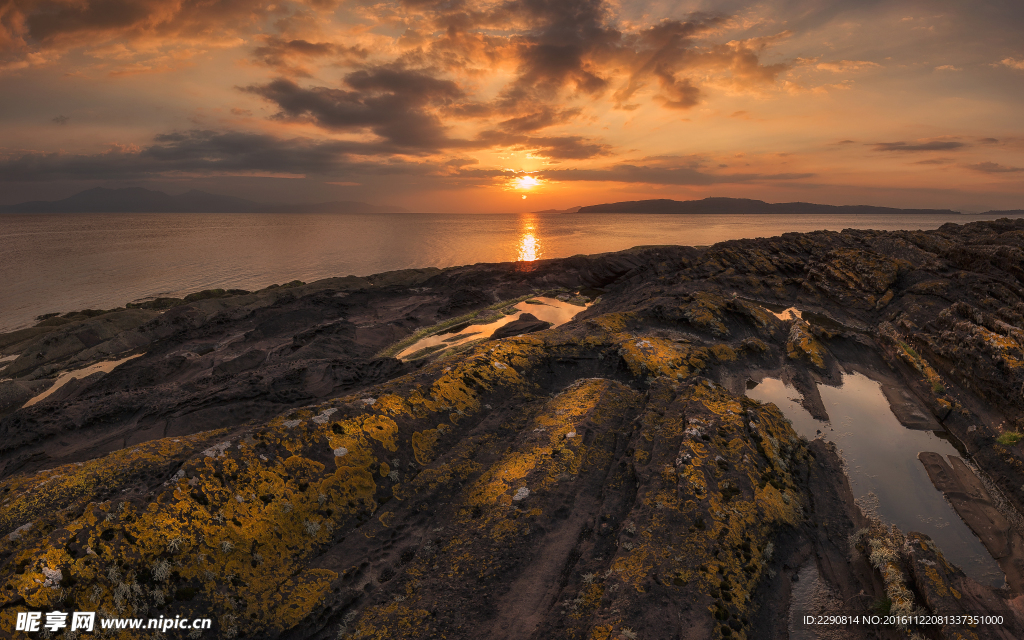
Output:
[397, 297, 587, 360]
[748, 372, 1004, 586]
[737, 297, 862, 333]
[23, 354, 143, 408]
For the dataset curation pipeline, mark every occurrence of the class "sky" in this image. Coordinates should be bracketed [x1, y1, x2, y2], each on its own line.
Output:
[1, 0, 1023, 212]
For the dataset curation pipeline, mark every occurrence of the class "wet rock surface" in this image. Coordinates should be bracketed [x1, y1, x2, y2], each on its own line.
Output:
[4, 220, 1024, 638]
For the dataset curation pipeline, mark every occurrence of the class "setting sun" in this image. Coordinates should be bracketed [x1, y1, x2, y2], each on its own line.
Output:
[512, 176, 542, 191]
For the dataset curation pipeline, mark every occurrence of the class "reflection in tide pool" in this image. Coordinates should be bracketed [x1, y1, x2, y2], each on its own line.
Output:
[747, 372, 1004, 587]
[396, 297, 586, 360]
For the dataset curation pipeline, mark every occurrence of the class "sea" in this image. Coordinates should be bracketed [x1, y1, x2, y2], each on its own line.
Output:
[2, 210, 1021, 333]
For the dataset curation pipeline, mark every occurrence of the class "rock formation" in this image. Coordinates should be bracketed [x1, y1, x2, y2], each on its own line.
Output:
[4, 219, 1024, 638]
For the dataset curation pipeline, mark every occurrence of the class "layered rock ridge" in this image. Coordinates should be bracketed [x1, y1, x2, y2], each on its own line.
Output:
[4, 220, 1024, 638]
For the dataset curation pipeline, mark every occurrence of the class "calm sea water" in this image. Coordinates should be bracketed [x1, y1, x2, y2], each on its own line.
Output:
[1, 211, 1020, 333]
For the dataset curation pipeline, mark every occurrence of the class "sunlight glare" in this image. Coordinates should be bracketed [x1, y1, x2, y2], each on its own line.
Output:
[518, 216, 540, 262]
[519, 233, 538, 261]
[512, 176, 541, 190]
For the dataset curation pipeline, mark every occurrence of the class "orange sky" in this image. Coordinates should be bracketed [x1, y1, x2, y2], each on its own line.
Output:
[1, 0, 1023, 212]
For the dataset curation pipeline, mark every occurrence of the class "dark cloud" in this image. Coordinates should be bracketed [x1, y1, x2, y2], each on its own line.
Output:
[498, 0, 621, 100]
[871, 141, 967, 151]
[252, 36, 368, 76]
[0, 129, 421, 181]
[979, 137, 1000, 143]
[52, 115, 69, 125]
[245, 67, 612, 159]
[393, 1, 783, 117]
[496, 107, 582, 133]
[243, 68, 467, 150]
[913, 158, 955, 165]
[7, 0, 275, 46]
[527, 136, 610, 160]
[474, 129, 611, 159]
[0, 126, 805, 188]
[965, 161, 1024, 173]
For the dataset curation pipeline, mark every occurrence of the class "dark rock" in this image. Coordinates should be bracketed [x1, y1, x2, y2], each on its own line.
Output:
[490, 313, 552, 340]
[4, 220, 1024, 639]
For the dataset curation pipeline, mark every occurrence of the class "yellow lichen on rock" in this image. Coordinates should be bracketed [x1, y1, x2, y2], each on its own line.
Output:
[786, 320, 827, 368]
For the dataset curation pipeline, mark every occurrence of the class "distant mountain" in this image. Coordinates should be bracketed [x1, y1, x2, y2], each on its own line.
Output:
[532, 206, 582, 213]
[0, 187, 407, 214]
[577, 197, 961, 215]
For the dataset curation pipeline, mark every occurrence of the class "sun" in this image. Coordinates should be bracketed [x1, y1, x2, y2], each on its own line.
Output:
[512, 175, 541, 190]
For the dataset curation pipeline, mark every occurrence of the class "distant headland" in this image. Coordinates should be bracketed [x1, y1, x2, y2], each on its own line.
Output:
[0, 187, 407, 214]
[573, 197, 1023, 216]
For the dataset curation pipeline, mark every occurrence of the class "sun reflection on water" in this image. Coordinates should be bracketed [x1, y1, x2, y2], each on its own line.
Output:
[517, 216, 540, 262]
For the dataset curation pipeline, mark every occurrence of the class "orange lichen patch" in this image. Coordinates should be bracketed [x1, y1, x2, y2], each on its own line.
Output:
[735, 300, 778, 333]
[359, 415, 401, 451]
[372, 393, 412, 416]
[489, 518, 519, 540]
[617, 335, 702, 379]
[710, 344, 737, 362]
[692, 381, 744, 418]
[412, 446, 485, 491]
[680, 293, 730, 336]
[412, 428, 440, 465]
[268, 569, 337, 630]
[923, 564, 950, 597]
[588, 312, 633, 333]
[0, 406, 389, 636]
[589, 624, 614, 640]
[0, 429, 227, 536]
[569, 583, 605, 620]
[465, 379, 629, 507]
[351, 600, 432, 640]
[887, 334, 948, 394]
[786, 320, 826, 368]
[612, 541, 662, 590]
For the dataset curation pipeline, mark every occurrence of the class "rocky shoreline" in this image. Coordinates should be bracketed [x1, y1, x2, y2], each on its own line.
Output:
[4, 219, 1024, 638]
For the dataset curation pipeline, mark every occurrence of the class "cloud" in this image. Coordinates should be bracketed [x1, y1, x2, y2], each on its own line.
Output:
[0, 129, 424, 181]
[488, 0, 623, 102]
[609, 21, 790, 109]
[4, 0, 276, 52]
[245, 65, 613, 159]
[243, 68, 468, 151]
[515, 136, 611, 160]
[934, 65, 961, 71]
[474, 129, 611, 159]
[871, 141, 967, 152]
[52, 115, 69, 125]
[1001, 57, 1024, 70]
[965, 161, 1024, 173]
[251, 36, 368, 77]
[495, 107, 583, 133]
[913, 158, 955, 165]
[816, 60, 881, 72]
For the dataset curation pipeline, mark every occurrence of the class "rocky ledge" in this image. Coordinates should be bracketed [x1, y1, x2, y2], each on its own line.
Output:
[4, 219, 1024, 639]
